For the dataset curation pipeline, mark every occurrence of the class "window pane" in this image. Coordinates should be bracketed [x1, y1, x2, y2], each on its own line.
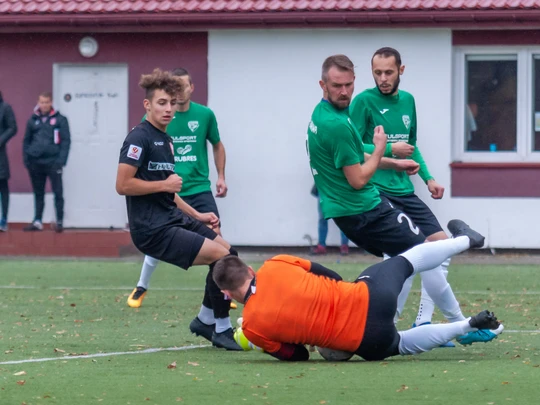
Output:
[533, 57, 540, 151]
[465, 56, 517, 152]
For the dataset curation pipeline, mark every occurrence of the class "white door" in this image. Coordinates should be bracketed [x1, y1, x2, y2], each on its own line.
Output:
[54, 64, 128, 228]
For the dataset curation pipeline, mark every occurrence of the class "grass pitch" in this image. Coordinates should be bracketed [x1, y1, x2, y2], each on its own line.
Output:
[0, 257, 539, 405]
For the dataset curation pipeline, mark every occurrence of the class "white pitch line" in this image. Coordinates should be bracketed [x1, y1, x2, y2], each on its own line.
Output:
[0, 344, 211, 366]
[1, 285, 539, 295]
[1, 331, 538, 366]
[0, 286, 204, 291]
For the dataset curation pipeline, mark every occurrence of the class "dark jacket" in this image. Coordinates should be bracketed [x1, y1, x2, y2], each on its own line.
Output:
[23, 106, 71, 168]
[0, 95, 18, 179]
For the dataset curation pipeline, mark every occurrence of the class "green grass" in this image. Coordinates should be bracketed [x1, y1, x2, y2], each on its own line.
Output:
[1, 259, 539, 405]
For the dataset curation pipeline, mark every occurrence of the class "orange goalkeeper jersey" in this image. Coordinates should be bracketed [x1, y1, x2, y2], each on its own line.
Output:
[242, 255, 370, 354]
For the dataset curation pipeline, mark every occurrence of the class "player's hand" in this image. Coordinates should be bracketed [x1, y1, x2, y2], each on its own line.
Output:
[373, 125, 387, 151]
[427, 179, 445, 199]
[197, 212, 220, 228]
[215, 178, 228, 198]
[234, 327, 264, 352]
[391, 142, 415, 158]
[163, 174, 182, 193]
[394, 160, 420, 175]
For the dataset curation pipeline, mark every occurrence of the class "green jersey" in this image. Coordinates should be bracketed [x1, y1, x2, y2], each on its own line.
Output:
[143, 102, 221, 196]
[349, 88, 433, 196]
[307, 100, 381, 219]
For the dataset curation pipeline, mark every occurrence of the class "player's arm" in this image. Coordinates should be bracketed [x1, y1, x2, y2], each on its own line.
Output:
[212, 141, 227, 197]
[310, 262, 343, 281]
[173, 194, 220, 228]
[116, 164, 182, 196]
[243, 327, 310, 362]
[271, 255, 343, 281]
[342, 125, 387, 190]
[268, 344, 310, 362]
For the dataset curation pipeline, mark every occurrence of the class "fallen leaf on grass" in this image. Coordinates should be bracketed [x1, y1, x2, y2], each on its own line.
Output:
[396, 385, 409, 392]
[168, 361, 177, 369]
[188, 361, 199, 366]
[16, 380, 26, 385]
[70, 303, 76, 307]
[13, 371, 26, 376]
[54, 348, 65, 353]
[4, 350, 13, 354]
[176, 398, 183, 402]
[502, 381, 510, 385]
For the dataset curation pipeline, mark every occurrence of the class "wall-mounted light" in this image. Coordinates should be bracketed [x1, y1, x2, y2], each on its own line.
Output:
[79, 36, 99, 58]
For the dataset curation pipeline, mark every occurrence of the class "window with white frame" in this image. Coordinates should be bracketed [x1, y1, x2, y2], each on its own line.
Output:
[453, 47, 540, 162]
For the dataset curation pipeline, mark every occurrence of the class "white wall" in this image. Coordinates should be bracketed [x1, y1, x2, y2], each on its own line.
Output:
[208, 28, 459, 246]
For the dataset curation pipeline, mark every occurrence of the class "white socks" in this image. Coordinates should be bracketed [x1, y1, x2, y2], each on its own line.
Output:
[395, 237, 470, 323]
[416, 258, 450, 325]
[198, 306, 232, 333]
[137, 256, 159, 289]
[400, 237, 470, 274]
[197, 305, 215, 325]
[398, 318, 473, 355]
[215, 317, 232, 333]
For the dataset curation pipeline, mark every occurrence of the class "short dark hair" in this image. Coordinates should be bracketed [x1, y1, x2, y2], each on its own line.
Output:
[213, 255, 251, 291]
[321, 54, 355, 81]
[139, 68, 183, 100]
[39, 91, 52, 100]
[372, 47, 402, 68]
[171, 67, 192, 84]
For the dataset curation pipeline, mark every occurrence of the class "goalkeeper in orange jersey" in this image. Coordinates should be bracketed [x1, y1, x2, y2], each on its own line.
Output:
[213, 220, 503, 361]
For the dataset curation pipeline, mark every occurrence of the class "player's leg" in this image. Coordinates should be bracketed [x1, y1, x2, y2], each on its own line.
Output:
[380, 193, 450, 326]
[312, 198, 328, 255]
[25, 165, 46, 230]
[127, 255, 159, 308]
[48, 165, 64, 231]
[0, 179, 9, 231]
[185, 219, 242, 350]
[335, 201, 468, 330]
[398, 310, 503, 355]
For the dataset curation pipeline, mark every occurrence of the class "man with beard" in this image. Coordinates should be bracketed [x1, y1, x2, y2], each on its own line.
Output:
[348, 48, 497, 345]
[306, 54, 503, 345]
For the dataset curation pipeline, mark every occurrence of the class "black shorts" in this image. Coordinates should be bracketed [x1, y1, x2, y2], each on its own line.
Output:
[333, 199, 426, 257]
[354, 256, 414, 361]
[380, 192, 443, 238]
[131, 213, 218, 270]
[182, 191, 220, 218]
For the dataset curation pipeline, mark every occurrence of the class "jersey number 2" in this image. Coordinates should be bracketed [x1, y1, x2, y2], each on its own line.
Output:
[397, 213, 420, 235]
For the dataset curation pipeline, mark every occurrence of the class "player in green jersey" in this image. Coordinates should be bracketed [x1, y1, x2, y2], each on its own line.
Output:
[349, 48, 499, 345]
[128, 68, 239, 350]
[307, 54, 504, 347]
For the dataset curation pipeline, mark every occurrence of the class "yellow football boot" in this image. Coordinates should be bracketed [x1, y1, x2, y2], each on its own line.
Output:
[127, 287, 147, 308]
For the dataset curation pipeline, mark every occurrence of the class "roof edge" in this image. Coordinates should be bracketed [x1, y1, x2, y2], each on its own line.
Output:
[2, 10, 540, 32]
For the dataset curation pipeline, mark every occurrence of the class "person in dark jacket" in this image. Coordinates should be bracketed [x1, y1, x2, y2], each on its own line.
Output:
[23, 92, 71, 232]
[0, 91, 18, 232]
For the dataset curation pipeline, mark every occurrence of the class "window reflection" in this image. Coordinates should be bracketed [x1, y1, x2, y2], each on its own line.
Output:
[466, 57, 517, 152]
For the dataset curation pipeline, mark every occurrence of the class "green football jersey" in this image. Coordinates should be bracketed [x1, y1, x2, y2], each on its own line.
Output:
[307, 100, 381, 219]
[143, 102, 220, 196]
[349, 88, 433, 196]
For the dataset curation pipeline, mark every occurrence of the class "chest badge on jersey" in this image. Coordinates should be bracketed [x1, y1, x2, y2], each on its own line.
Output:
[177, 145, 193, 155]
[188, 121, 199, 132]
[402, 115, 411, 130]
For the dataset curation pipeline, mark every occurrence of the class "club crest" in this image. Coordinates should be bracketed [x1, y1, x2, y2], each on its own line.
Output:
[402, 115, 411, 130]
[188, 121, 199, 132]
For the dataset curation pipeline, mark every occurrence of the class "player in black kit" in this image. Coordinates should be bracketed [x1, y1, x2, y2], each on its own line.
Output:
[116, 69, 241, 350]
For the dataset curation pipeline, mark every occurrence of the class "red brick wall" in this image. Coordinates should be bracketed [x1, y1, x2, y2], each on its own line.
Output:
[0, 32, 208, 192]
